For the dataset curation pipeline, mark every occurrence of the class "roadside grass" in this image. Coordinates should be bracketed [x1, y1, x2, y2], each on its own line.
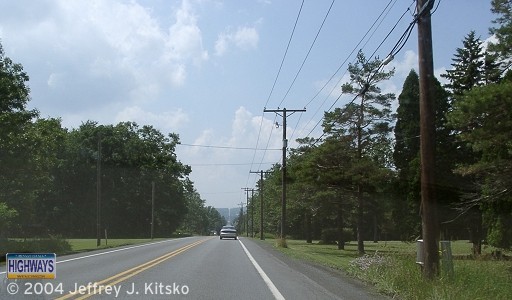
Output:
[264, 239, 512, 300]
[67, 238, 166, 253]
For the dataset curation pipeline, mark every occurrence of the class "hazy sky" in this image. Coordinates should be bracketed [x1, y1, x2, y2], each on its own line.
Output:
[0, 0, 495, 208]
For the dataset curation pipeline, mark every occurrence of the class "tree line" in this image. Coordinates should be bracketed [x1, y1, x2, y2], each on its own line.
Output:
[0, 43, 224, 240]
[239, 0, 512, 254]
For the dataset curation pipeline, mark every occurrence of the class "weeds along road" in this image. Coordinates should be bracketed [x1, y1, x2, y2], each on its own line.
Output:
[1, 237, 387, 299]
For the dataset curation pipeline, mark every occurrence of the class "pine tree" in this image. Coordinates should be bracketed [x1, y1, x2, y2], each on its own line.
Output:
[441, 31, 485, 96]
[392, 70, 420, 240]
[323, 50, 395, 255]
[489, 0, 512, 61]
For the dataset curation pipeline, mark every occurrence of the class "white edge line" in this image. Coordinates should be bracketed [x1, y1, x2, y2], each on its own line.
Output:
[238, 239, 285, 300]
[0, 237, 193, 275]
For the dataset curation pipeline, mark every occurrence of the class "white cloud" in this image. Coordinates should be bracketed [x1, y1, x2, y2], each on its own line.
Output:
[214, 34, 229, 56]
[176, 106, 282, 206]
[165, 0, 209, 67]
[214, 26, 259, 56]
[2, 0, 209, 117]
[389, 50, 418, 79]
[482, 35, 498, 51]
[435, 66, 449, 86]
[228, 107, 281, 151]
[47, 72, 65, 89]
[115, 106, 189, 133]
[233, 27, 259, 50]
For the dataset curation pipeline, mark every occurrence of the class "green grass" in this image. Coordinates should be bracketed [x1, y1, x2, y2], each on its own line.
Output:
[263, 239, 512, 300]
[67, 238, 166, 252]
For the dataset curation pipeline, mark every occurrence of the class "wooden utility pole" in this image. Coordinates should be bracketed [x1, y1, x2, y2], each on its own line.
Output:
[251, 189, 254, 237]
[417, 0, 439, 279]
[264, 108, 306, 245]
[238, 202, 244, 232]
[96, 132, 102, 247]
[151, 181, 155, 240]
[250, 170, 271, 240]
[242, 188, 253, 237]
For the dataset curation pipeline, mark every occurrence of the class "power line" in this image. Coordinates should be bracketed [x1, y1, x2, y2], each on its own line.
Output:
[189, 162, 275, 167]
[246, 114, 278, 191]
[248, 0, 419, 190]
[264, 0, 305, 109]
[178, 143, 280, 151]
[292, 0, 399, 142]
[248, 0, 304, 197]
[367, 0, 409, 62]
[277, 0, 336, 108]
[264, 108, 306, 242]
[201, 191, 240, 195]
[252, 0, 397, 178]
[309, 92, 359, 146]
[302, 0, 396, 110]
[302, 1, 421, 145]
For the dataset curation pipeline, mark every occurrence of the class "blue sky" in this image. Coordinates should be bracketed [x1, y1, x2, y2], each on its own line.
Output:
[0, 0, 495, 209]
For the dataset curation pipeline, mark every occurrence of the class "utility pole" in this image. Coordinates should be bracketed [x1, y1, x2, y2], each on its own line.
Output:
[237, 202, 244, 233]
[250, 170, 272, 240]
[96, 132, 102, 247]
[264, 107, 306, 245]
[417, 0, 439, 279]
[242, 188, 254, 237]
[251, 189, 254, 238]
[151, 181, 155, 240]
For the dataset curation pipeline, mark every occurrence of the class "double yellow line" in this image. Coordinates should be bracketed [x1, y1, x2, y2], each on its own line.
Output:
[57, 238, 209, 300]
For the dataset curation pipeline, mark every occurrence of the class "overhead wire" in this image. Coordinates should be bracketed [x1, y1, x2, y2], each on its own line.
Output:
[190, 162, 275, 167]
[277, 0, 336, 109]
[292, 0, 399, 142]
[253, 0, 402, 182]
[249, 114, 280, 188]
[253, 0, 406, 182]
[268, 0, 337, 186]
[246, 0, 427, 193]
[247, 0, 305, 190]
[263, 0, 305, 109]
[367, 1, 410, 62]
[250, 0, 335, 180]
[178, 143, 280, 151]
[246, 113, 278, 191]
[304, 0, 422, 146]
[291, 0, 397, 142]
[302, 0, 396, 110]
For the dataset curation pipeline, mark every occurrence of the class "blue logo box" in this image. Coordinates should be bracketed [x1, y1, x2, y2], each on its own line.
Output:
[6, 253, 56, 279]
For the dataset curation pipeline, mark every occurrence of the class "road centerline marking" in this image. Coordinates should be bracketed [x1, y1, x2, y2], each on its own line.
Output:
[0, 238, 192, 276]
[238, 239, 285, 300]
[56, 237, 211, 300]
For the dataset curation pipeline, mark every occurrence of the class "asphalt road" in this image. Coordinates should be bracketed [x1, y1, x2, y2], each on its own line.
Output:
[1, 237, 387, 299]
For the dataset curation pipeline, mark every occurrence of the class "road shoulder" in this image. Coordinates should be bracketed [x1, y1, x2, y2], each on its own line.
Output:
[241, 238, 389, 300]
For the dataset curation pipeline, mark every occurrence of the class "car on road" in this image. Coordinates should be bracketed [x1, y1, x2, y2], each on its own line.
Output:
[219, 225, 237, 240]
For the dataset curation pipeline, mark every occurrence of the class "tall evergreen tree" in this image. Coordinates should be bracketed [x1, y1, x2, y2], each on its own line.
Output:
[392, 70, 421, 240]
[489, 0, 512, 61]
[441, 31, 486, 96]
[324, 50, 395, 255]
[448, 81, 512, 249]
[441, 30, 502, 254]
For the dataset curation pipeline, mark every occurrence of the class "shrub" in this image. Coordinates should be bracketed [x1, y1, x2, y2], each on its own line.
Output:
[0, 235, 72, 261]
[318, 228, 352, 245]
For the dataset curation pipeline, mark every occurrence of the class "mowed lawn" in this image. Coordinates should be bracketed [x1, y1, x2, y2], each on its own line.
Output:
[67, 238, 165, 252]
[263, 239, 512, 300]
